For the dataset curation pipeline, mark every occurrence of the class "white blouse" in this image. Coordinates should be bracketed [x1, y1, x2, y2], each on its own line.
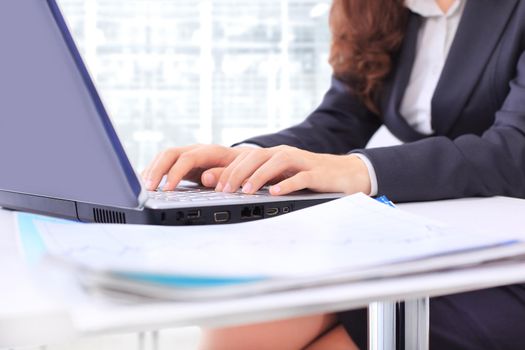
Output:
[401, 0, 466, 134]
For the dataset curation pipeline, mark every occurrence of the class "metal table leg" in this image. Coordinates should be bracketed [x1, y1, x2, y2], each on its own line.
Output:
[369, 301, 397, 350]
[138, 331, 160, 350]
[152, 330, 159, 350]
[138, 332, 145, 350]
[404, 297, 429, 350]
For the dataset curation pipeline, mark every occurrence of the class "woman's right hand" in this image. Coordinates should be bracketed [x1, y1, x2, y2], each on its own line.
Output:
[141, 143, 371, 196]
[141, 144, 249, 191]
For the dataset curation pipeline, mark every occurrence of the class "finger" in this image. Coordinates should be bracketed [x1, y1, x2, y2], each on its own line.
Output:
[243, 151, 303, 194]
[223, 151, 273, 193]
[143, 145, 197, 190]
[215, 151, 252, 192]
[141, 150, 165, 180]
[183, 168, 206, 184]
[201, 167, 225, 187]
[163, 147, 234, 191]
[144, 149, 181, 190]
[270, 171, 312, 196]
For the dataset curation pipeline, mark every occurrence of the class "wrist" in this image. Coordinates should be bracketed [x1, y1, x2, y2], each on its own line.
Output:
[346, 154, 372, 195]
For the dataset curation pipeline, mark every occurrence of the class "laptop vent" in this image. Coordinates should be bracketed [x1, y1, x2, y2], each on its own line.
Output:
[93, 208, 126, 224]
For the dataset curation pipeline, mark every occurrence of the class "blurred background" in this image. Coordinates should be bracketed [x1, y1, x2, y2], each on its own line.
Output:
[59, 0, 332, 170]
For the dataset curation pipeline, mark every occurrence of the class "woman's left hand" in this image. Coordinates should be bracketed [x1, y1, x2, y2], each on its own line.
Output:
[215, 145, 372, 196]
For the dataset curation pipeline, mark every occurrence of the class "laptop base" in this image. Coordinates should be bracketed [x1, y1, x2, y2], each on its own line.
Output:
[0, 190, 335, 225]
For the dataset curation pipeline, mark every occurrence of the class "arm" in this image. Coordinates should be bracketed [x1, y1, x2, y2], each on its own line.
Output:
[357, 51, 525, 202]
[241, 77, 382, 154]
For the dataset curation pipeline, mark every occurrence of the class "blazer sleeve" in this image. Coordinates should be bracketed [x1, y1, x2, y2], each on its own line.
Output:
[240, 77, 381, 154]
[356, 51, 525, 202]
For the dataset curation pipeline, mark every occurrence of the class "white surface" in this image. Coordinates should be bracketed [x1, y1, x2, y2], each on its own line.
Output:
[2, 196, 525, 347]
[398, 196, 525, 237]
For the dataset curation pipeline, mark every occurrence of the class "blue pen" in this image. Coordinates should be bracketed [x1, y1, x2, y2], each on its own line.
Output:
[375, 195, 396, 208]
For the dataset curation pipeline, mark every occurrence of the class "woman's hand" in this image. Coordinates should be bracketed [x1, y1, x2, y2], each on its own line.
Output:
[142, 144, 371, 196]
[141, 144, 246, 191]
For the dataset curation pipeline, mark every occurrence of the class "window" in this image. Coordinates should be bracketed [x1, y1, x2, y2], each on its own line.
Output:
[59, 0, 332, 169]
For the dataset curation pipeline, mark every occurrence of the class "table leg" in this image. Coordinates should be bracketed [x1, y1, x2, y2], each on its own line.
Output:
[137, 331, 160, 350]
[404, 297, 429, 350]
[368, 301, 397, 350]
[152, 330, 159, 350]
[138, 332, 145, 350]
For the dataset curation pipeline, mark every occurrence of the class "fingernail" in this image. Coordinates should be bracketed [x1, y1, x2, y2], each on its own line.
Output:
[271, 185, 281, 194]
[223, 183, 232, 193]
[215, 182, 223, 192]
[203, 172, 215, 186]
[242, 182, 252, 194]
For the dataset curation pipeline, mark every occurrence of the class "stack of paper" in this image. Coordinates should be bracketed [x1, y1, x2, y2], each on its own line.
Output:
[16, 193, 525, 300]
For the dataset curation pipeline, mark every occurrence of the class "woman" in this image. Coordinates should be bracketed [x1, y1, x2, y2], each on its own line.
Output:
[142, 0, 525, 348]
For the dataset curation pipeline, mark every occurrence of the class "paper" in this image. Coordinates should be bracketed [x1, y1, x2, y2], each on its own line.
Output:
[16, 193, 521, 280]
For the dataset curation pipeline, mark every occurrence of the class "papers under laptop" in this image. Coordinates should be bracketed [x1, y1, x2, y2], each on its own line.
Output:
[16, 194, 525, 300]
[0, 0, 341, 226]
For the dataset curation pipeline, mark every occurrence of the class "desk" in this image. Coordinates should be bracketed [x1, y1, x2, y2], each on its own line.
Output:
[1, 196, 525, 350]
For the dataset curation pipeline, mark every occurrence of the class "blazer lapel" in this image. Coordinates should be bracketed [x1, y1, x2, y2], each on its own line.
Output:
[431, 0, 518, 135]
[381, 13, 425, 142]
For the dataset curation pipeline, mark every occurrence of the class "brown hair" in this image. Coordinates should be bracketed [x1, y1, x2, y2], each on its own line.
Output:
[329, 0, 408, 113]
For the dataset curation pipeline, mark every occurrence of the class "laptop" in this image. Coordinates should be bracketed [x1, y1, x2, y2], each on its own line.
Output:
[0, 0, 342, 225]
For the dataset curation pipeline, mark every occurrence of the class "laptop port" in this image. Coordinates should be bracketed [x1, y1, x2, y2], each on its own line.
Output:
[241, 206, 263, 219]
[252, 206, 263, 218]
[187, 209, 201, 219]
[241, 207, 251, 219]
[266, 208, 279, 216]
[214, 211, 230, 223]
[282, 206, 290, 214]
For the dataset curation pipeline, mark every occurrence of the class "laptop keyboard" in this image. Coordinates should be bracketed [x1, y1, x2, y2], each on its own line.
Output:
[148, 186, 265, 202]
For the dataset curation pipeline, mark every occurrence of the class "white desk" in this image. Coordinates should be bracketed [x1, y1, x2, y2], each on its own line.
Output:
[1, 196, 525, 349]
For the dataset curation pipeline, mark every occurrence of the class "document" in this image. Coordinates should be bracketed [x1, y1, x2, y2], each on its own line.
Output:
[16, 193, 525, 299]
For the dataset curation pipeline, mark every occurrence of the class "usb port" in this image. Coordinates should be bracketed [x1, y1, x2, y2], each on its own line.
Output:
[282, 206, 290, 214]
[187, 209, 201, 219]
[214, 211, 230, 223]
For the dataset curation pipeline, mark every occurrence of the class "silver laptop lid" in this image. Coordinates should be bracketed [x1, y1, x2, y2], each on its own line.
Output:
[0, 0, 145, 209]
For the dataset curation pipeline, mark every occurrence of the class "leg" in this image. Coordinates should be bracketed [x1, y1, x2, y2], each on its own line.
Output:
[337, 308, 368, 350]
[303, 325, 360, 350]
[199, 314, 338, 350]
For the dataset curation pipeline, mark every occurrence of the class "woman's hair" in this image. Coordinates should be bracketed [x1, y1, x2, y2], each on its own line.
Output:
[329, 0, 409, 113]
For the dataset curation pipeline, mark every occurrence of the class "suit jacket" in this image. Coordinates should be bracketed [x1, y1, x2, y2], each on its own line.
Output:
[242, 0, 525, 202]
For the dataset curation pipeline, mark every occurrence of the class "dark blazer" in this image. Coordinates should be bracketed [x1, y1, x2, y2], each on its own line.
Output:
[243, 0, 525, 202]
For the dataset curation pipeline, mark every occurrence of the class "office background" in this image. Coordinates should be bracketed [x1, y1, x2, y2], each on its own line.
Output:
[59, 0, 332, 170]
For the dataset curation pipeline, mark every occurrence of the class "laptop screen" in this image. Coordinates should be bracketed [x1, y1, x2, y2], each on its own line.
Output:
[0, 0, 143, 208]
